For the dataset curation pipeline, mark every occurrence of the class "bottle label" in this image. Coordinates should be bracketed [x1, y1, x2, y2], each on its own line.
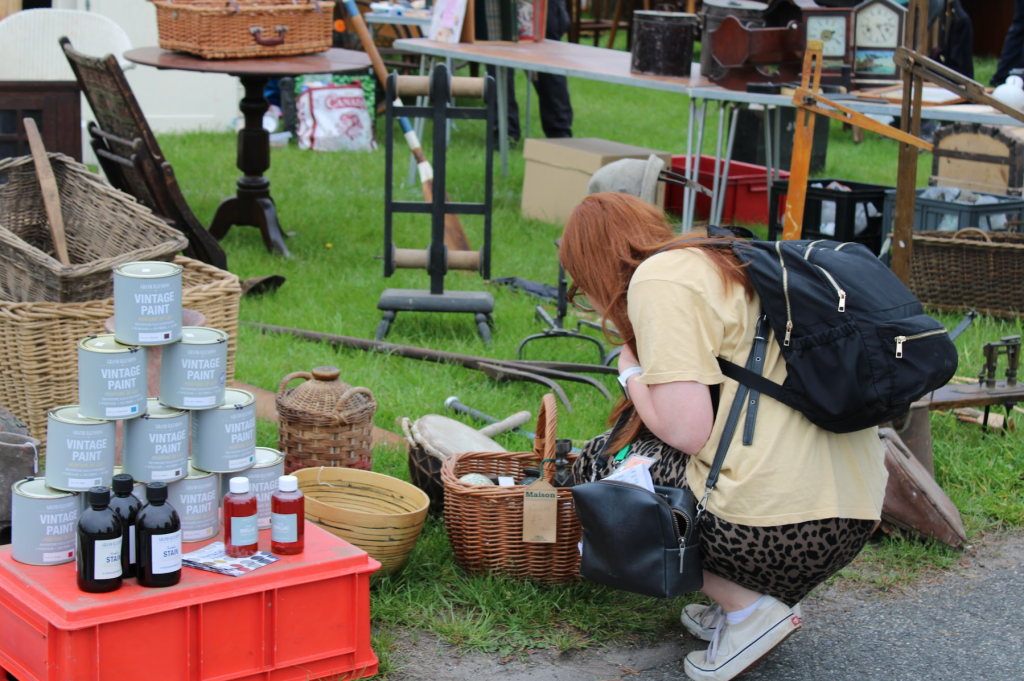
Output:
[231, 514, 258, 546]
[151, 530, 182, 575]
[94, 537, 123, 580]
[128, 525, 136, 565]
[271, 512, 298, 543]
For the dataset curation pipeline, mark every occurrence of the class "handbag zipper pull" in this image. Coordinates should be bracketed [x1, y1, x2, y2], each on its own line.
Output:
[895, 335, 906, 358]
[678, 536, 687, 573]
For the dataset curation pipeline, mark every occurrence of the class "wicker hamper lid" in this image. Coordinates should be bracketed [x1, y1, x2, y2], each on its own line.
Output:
[276, 366, 376, 426]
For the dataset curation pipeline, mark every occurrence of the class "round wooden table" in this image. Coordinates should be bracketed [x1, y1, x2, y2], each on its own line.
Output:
[125, 47, 373, 257]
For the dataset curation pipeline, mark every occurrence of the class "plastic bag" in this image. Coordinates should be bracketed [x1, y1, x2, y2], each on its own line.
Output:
[297, 83, 376, 152]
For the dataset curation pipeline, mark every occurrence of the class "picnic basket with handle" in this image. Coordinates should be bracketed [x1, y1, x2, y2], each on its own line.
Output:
[151, 0, 335, 60]
[440, 394, 582, 583]
[908, 227, 1024, 319]
[276, 366, 377, 473]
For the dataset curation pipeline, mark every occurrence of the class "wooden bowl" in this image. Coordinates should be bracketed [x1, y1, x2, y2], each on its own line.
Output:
[293, 466, 430, 574]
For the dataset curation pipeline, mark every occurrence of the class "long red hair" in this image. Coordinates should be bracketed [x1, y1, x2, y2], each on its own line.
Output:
[559, 193, 754, 451]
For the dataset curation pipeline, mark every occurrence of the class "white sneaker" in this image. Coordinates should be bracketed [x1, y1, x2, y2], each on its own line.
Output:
[682, 602, 803, 643]
[683, 596, 802, 681]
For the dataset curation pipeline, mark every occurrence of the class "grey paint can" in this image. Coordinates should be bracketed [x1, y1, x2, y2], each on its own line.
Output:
[191, 388, 256, 473]
[11, 478, 79, 565]
[220, 447, 284, 530]
[122, 400, 189, 484]
[77, 335, 148, 420]
[159, 327, 229, 410]
[166, 463, 220, 542]
[113, 261, 183, 346]
[45, 406, 115, 492]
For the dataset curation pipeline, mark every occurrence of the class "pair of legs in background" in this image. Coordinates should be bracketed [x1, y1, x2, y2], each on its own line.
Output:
[574, 429, 876, 681]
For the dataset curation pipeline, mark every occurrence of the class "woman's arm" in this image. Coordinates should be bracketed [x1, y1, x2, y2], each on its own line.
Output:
[619, 345, 714, 455]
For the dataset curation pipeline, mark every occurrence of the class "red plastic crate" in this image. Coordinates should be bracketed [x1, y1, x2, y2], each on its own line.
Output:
[665, 155, 790, 225]
[0, 522, 380, 681]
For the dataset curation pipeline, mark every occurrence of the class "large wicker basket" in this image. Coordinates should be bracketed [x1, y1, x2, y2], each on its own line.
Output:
[0, 153, 190, 303]
[277, 367, 377, 473]
[0, 256, 241, 451]
[152, 0, 335, 60]
[908, 227, 1024, 319]
[440, 395, 581, 584]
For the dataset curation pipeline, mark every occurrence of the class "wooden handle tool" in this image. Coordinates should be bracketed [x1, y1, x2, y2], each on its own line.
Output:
[24, 118, 71, 266]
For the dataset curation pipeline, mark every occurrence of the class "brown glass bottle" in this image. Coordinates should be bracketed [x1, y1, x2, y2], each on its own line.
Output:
[77, 486, 123, 593]
[271, 475, 304, 555]
[224, 477, 258, 557]
[136, 482, 182, 588]
[108, 474, 142, 579]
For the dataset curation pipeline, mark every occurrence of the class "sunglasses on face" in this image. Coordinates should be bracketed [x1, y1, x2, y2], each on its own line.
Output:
[567, 283, 595, 313]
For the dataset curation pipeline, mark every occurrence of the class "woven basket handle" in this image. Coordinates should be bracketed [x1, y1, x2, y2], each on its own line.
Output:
[953, 227, 992, 242]
[334, 386, 377, 425]
[533, 394, 558, 483]
[277, 371, 312, 398]
[251, 26, 288, 47]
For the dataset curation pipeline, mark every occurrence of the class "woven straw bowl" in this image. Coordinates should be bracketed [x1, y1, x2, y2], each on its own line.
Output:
[293, 466, 430, 574]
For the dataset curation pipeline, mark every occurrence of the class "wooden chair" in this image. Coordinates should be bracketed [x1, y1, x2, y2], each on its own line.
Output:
[60, 37, 227, 271]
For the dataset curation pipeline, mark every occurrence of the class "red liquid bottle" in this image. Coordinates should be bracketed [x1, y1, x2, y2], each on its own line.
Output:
[223, 477, 258, 557]
[271, 475, 304, 555]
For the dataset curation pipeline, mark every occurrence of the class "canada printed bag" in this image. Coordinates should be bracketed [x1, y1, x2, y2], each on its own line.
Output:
[297, 82, 376, 152]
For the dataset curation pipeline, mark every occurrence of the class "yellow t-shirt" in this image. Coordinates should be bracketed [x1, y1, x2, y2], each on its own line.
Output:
[628, 248, 887, 526]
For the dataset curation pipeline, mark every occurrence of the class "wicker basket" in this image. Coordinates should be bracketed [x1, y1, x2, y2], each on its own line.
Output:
[0, 153, 190, 303]
[0, 256, 241, 451]
[908, 227, 1024, 319]
[152, 0, 335, 60]
[440, 395, 582, 584]
[277, 366, 377, 473]
[294, 466, 429, 573]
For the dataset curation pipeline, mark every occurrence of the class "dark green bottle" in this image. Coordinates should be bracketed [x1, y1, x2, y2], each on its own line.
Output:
[76, 486, 123, 593]
[136, 482, 182, 588]
[108, 474, 142, 579]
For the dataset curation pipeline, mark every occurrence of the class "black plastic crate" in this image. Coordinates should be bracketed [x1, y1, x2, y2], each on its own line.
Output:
[768, 178, 891, 254]
[881, 187, 1024, 233]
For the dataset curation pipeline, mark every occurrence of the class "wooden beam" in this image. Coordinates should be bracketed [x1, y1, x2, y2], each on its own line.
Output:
[782, 41, 824, 241]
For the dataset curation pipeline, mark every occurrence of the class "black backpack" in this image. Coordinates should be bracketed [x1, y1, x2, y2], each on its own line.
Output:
[665, 227, 959, 434]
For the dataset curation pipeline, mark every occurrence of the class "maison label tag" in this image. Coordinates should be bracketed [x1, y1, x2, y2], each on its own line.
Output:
[522, 479, 557, 543]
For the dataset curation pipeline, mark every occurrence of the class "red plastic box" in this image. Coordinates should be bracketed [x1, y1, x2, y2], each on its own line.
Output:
[665, 155, 790, 225]
[0, 522, 380, 681]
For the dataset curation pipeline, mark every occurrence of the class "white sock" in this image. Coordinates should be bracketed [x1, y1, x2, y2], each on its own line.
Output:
[725, 595, 767, 625]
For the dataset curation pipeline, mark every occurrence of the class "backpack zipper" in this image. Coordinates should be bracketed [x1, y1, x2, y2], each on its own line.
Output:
[775, 241, 794, 346]
[814, 265, 847, 312]
[803, 240, 826, 259]
[894, 329, 947, 358]
[599, 480, 692, 572]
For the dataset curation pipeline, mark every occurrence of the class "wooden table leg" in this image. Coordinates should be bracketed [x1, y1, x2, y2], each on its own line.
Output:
[209, 75, 291, 257]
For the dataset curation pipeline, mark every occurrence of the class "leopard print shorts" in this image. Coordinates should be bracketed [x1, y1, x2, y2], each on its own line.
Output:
[573, 427, 876, 606]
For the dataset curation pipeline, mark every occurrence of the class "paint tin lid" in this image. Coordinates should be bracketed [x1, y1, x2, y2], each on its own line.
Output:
[253, 447, 284, 468]
[179, 327, 229, 345]
[78, 334, 140, 354]
[113, 261, 183, 279]
[184, 462, 216, 480]
[142, 399, 187, 419]
[14, 477, 76, 500]
[216, 389, 255, 410]
[49, 405, 110, 426]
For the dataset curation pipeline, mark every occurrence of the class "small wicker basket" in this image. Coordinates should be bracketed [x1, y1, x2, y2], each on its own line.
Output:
[277, 366, 377, 473]
[151, 0, 335, 60]
[440, 395, 582, 584]
[908, 227, 1024, 319]
[0, 153, 189, 303]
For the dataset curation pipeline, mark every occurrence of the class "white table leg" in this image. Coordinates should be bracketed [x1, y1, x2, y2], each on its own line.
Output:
[713, 104, 739, 227]
[763, 104, 774, 222]
[496, 65, 509, 177]
[686, 100, 708, 233]
[709, 102, 727, 227]
[681, 96, 696, 234]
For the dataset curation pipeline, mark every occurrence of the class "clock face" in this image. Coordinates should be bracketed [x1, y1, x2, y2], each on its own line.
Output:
[856, 3, 900, 49]
[807, 15, 848, 58]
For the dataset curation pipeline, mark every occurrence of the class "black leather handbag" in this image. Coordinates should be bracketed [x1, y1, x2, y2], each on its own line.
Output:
[571, 317, 770, 599]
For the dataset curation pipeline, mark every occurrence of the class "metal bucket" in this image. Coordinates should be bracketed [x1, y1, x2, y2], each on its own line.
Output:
[166, 463, 220, 542]
[77, 335, 148, 420]
[159, 327, 229, 410]
[122, 400, 189, 484]
[630, 11, 700, 78]
[11, 478, 79, 565]
[45, 406, 116, 492]
[220, 447, 284, 530]
[190, 389, 256, 473]
[113, 261, 183, 346]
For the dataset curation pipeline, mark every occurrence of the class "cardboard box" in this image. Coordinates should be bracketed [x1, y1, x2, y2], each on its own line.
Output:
[521, 138, 672, 224]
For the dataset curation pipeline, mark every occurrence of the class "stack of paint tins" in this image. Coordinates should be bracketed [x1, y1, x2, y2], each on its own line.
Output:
[10, 261, 282, 566]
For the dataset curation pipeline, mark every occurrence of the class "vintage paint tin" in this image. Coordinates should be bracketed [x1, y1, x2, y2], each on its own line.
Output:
[220, 447, 284, 530]
[191, 389, 256, 474]
[45, 406, 116, 492]
[11, 478, 79, 565]
[113, 260, 183, 346]
[77, 335, 147, 420]
[166, 464, 220, 543]
[159, 327, 229, 410]
[122, 399, 189, 484]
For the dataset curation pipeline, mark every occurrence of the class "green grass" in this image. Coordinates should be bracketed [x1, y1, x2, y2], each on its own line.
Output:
[159, 57, 1024, 662]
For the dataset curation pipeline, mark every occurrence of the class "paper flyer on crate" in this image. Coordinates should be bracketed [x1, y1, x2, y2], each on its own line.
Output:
[182, 542, 279, 577]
